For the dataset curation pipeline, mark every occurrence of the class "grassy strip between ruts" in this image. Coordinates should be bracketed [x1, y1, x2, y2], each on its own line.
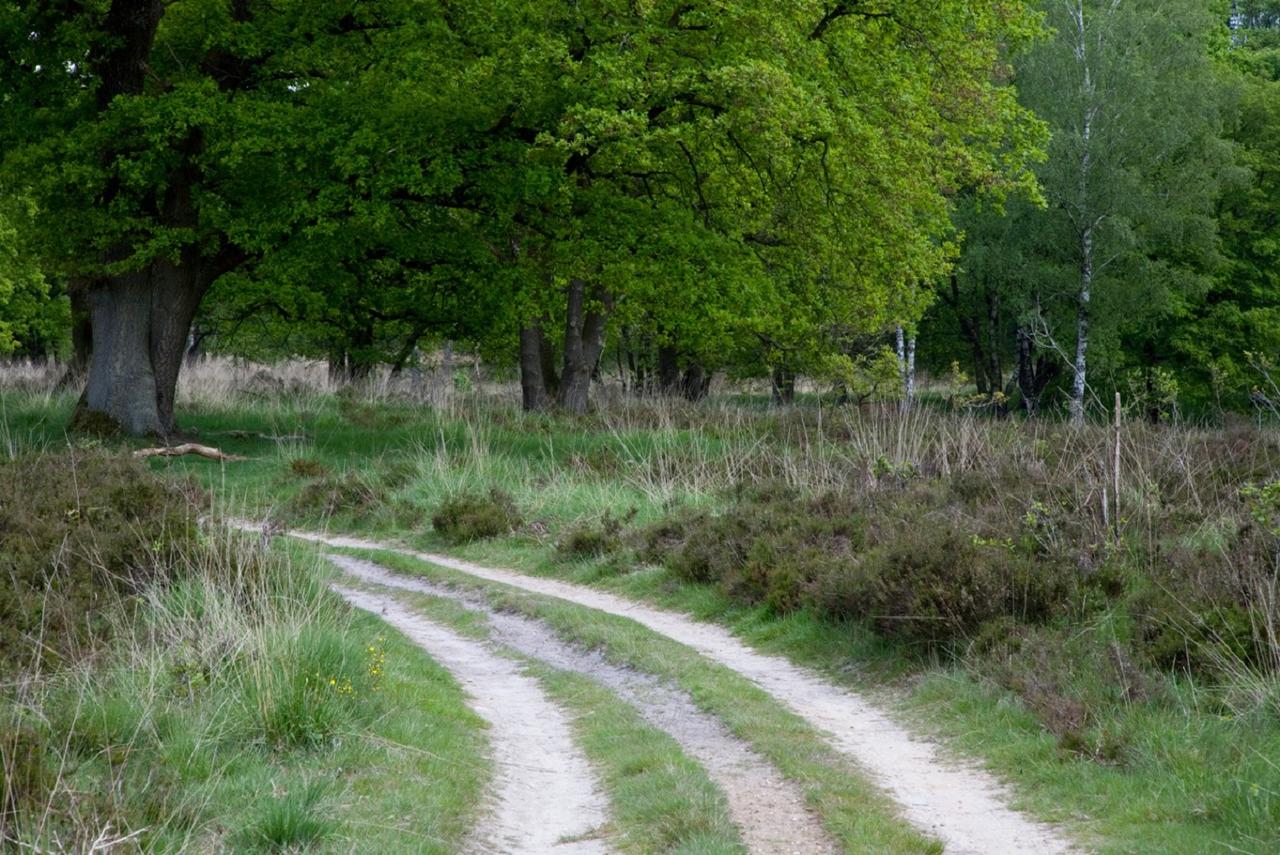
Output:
[327, 545, 943, 855]
[339, 576, 746, 854]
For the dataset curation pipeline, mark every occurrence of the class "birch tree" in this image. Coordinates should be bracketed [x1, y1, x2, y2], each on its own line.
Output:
[927, 0, 1234, 421]
[1020, 0, 1235, 423]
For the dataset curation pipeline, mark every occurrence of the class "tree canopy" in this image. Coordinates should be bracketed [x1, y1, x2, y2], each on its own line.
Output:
[1, 1, 1277, 426]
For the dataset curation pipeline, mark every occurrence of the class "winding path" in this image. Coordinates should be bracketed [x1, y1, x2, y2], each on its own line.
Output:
[335, 585, 610, 854]
[331, 554, 838, 855]
[292, 528, 1080, 854]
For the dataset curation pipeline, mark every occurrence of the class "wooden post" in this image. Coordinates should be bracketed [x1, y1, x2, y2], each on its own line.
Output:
[1112, 391, 1122, 539]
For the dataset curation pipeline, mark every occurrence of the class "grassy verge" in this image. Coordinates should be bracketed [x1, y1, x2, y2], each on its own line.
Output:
[6, 385, 1280, 852]
[0, 437, 489, 851]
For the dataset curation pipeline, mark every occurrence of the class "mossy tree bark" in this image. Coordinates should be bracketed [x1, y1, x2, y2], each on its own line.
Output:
[520, 318, 557, 412]
[557, 280, 611, 414]
[74, 251, 219, 436]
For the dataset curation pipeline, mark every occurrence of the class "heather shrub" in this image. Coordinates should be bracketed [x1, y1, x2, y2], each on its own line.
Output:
[847, 527, 1076, 646]
[287, 471, 382, 519]
[0, 448, 203, 673]
[641, 486, 866, 594]
[557, 510, 633, 560]
[432, 488, 521, 543]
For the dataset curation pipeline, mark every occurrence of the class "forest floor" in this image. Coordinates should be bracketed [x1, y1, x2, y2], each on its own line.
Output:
[3, 367, 1279, 853]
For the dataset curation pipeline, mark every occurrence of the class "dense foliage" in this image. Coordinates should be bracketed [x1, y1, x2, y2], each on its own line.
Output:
[0, 1, 1276, 425]
[921, 0, 1280, 420]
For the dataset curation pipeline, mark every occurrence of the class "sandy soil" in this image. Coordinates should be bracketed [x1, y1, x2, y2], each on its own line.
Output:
[330, 554, 838, 855]
[334, 584, 610, 854]
[292, 528, 1080, 854]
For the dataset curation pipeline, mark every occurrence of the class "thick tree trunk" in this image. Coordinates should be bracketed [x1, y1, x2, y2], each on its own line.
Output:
[79, 273, 162, 435]
[150, 262, 206, 429]
[73, 257, 209, 436]
[681, 363, 711, 402]
[1070, 226, 1093, 424]
[657, 343, 681, 394]
[771, 366, 796, 406]
[520, 321, 554, 412]
[558, 280, 611, 414]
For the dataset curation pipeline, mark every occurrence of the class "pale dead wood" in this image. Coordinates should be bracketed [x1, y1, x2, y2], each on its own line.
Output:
[133, 443, 248, 462]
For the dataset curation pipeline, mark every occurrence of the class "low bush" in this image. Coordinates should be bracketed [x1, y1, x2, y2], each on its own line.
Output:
[0, 448, 203, 673]
[432, 488, 521, 543]
[287, 470, 383, 519]
[556, 510, 634, 560]
[847, 527, 1076, 646]
[640, 486, 864, 589]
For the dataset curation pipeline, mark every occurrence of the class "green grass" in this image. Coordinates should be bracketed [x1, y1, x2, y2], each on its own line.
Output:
[6, 387, 1280, 852]
[534, 666, 743, 855]
[0, 523, 489, 853]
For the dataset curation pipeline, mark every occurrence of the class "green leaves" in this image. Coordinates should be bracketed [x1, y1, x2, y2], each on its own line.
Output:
[2, 0, 1050, 385]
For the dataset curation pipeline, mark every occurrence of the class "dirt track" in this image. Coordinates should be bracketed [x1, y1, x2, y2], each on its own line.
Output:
[336, 585, 610, 854]
[292, 528, 1080, 854]
[331, 554, 838, 855]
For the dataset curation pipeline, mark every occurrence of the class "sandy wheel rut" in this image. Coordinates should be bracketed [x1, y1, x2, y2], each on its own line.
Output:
[331, 554, 838, 855]
[287, 528, 1081, 854]
[335, 585, 610, 854]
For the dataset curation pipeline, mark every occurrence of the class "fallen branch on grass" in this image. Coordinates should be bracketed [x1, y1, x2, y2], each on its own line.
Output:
[133, 443, 249, 462]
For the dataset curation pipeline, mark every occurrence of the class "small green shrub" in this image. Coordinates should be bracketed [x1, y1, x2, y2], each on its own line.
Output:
[241, 779, 334, 852]
[288, 457, 328, 479]
[1129, 587, 1263, 674]
[432, 489, 521, 544]
[557, 511, 634, 560]
[287, 471, 382, 519]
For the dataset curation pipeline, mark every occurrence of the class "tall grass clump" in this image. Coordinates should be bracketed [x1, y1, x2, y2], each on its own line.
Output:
[0, 529, 385, 851]
[0, 443, 386, 850]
